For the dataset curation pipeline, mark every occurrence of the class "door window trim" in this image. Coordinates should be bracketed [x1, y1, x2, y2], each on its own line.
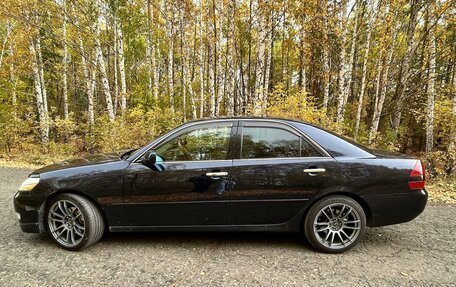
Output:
[133, 120, 237, 163]
[233, 157, 330, 162]
[131, 118, 332, 163]
[236, 121, 332, 160]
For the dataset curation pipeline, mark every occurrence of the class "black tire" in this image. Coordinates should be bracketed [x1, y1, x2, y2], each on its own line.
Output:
[304, 195, 366, 253]
[46, 193, 105, 251]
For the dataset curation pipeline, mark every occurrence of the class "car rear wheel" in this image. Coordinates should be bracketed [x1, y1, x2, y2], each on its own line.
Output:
[46, 193, 104, 251]
[304, 195, 366, 253]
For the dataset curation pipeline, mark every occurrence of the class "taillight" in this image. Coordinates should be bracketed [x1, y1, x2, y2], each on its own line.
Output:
[408, 160, 425, 190]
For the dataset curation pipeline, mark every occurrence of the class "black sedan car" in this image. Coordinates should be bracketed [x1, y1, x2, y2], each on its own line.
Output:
[14, 118, 427, 253]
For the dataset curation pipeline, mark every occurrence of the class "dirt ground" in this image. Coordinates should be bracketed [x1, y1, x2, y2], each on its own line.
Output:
[1, 166, 455, 286]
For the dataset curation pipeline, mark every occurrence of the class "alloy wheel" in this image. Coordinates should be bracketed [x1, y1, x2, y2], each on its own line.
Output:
[313, 203, 361, 250]
[47, 200, 85, 248]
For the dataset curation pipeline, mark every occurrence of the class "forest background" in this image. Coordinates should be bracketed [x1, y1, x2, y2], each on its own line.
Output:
[0, 0, 454, 201]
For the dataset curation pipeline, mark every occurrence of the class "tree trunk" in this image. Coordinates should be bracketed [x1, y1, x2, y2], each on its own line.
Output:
[199, 0, 205, 118]
[392, 0, 420, 133]
[113, 14, 119, 115]
[449, 65, 456, 151]
[253, 9, 267, 116]
[30, 38, 49, 144]
[62, 0, 69, 120]
[263, 13, 273, 115]
[10, 62, 17, 111]
[425, 0, 436, 153]
[0, 21, 13, 72]
[94, 1, 115, 122]
[355, 4, 377, 138]
[189, 26, 198, 120]
[208, 1, 216, 117]
[322, 2, 331, 112]
[343, 5, 359, 114]
[146, 0, 159, 102]
[211, 0, 220, 116]
[73, 5, 96, 128]
[117, 17, 127, 118]
[335, 0, 349, 124]
[166, 4, 175, 113]
[35, 29, 48, 118]
[369, 22, 398, 143]
[179, 5, 187, 121]
[298, 13, 307, 94]
[225, 0, 236, 116]
[247, 0, 253, 106]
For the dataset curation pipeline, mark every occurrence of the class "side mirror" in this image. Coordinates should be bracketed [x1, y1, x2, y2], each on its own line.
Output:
[142, 150, 157, 164]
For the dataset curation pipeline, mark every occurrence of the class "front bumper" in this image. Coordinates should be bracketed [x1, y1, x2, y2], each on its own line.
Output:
[362, 189, 428, 227]
[13, 191, 45, 233]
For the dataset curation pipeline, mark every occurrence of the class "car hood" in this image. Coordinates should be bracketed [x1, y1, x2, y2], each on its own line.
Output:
[33, 152, 124, 174]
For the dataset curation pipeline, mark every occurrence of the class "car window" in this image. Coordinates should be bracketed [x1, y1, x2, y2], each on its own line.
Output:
[241, 127, 322, 159]
[155, 126, 231, 161]
[301, 138, 324, 157]
[294, 123, 373, 158]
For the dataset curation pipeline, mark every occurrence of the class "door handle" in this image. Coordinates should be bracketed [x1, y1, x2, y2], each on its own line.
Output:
[303, 168, 326, 176]
[206, 172, 229, 177]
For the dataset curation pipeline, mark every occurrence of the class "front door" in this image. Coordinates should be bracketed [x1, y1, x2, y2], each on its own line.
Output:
[229, 121, 337, 225]
[124, 121, 237, 227]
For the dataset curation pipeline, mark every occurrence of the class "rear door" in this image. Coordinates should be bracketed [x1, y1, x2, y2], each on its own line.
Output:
[229, 120, 337, 225]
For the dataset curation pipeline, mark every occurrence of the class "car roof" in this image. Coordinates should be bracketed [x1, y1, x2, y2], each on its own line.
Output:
[182, 116, 311, 126]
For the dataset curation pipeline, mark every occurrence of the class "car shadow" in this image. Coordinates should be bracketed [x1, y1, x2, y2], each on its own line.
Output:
[22, 226, 405, 252]
[102, 231, 312, 250]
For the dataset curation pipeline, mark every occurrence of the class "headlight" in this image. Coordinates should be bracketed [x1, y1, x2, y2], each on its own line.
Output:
[18, 176, 40, 192]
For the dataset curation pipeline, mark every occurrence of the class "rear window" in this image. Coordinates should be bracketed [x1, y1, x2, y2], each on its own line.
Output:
[293, 123, 374, 158]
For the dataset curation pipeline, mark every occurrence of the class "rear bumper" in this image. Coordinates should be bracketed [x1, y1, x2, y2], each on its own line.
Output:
[362, 189, 428, 227]
[13, 191, 45, 233]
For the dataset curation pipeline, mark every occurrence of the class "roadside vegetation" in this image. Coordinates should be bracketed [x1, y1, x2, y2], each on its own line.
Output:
[0, 0, 454, 202]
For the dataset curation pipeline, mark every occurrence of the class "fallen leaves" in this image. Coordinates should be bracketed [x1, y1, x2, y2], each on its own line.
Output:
[426, 180, 456, 204]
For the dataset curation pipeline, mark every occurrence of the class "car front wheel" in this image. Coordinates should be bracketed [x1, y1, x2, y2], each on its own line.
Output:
[46, 193, 105, 251]
[304, 195, 366, 253]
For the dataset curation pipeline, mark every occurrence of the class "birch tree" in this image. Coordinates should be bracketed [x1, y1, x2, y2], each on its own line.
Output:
[62, 0, 69, 120]
[225, 0, 236, 116]
[425, 0, 436, 153]
[35, 24, 48, 117]
[199, 0, 205, 118]
[369, 12, 399, 143]
[343, 4, 359, 114]
[0, 20, 13, 71]
[112, 14, 119, 114]
[321, 2, 331, 112]
[73, 4, 96, 128]
[30, 37, 49, 144]
[392, 0, 420, 134]
[94, 0, 115, 122]
[166, 3, 175, 113]
[355, 1, 378, 138]
[116, 16, 127, 117]
[335, 0, 349, 124]
[253, 5, 269, 116]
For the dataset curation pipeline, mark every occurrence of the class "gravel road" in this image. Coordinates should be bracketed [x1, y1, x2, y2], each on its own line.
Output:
[1, 166, 455, 286]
